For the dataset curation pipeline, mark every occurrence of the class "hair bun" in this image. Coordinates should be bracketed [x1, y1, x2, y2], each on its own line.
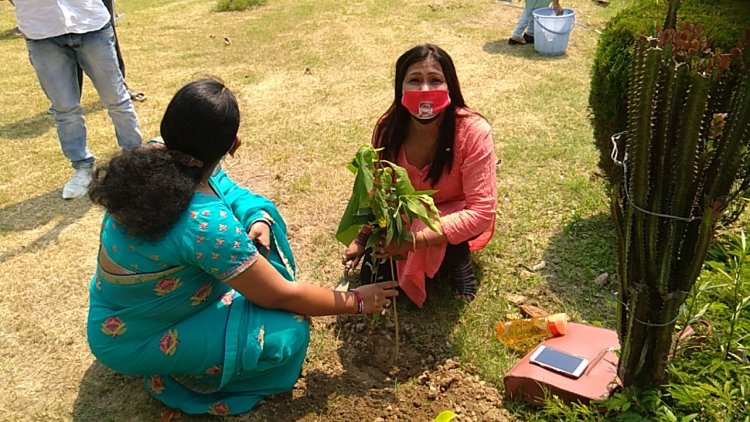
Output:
[169, 150, 204, 168]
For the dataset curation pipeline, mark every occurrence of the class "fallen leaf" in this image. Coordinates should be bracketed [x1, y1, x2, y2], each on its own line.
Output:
[520, 304, 550, 318]
[160, 409, 182, 422]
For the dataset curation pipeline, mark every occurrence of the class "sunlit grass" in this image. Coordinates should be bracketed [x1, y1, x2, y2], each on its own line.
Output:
[0, 0, 646, 420]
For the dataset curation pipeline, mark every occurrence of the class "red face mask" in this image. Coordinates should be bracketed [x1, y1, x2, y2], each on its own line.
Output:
[401, 89, 451, 120]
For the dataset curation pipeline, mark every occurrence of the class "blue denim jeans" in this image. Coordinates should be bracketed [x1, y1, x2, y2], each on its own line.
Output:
[25, 22, 141, 169]
[511, 0, 550, 38]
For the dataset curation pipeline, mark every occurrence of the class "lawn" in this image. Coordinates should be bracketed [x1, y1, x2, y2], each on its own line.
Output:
[0, 0, 636, 420]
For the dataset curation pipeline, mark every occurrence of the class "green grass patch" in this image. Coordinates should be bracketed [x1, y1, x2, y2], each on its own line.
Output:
[216, 0, 267, 12]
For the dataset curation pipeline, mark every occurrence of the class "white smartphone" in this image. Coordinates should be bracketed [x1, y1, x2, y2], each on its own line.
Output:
[529, 345, 589, 378]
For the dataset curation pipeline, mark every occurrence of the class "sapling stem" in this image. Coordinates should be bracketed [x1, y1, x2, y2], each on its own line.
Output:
[389, 256, 400, 358]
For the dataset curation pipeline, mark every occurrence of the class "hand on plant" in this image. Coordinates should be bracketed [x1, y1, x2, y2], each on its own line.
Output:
[247, 221, 271, 257]
[354, 280, 399, 314]
[342, 239, 366, 269]
[372, 236, 413, 260]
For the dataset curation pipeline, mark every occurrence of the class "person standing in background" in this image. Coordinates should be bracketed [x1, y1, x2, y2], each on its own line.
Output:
[51, 0, 146, 114]
[14, 0, 142, 199]
[508, 0, 563, 45]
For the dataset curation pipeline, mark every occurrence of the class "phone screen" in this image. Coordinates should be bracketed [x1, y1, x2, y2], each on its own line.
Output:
[531, 346, 587, 375]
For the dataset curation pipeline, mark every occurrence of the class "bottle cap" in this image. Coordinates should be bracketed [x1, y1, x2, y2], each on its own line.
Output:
[546, 313, 568, 337]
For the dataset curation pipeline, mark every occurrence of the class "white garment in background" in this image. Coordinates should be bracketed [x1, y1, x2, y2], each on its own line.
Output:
[14, 0, 110, 40]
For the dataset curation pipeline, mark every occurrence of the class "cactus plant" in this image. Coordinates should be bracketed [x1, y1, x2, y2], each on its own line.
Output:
[613, 17, 750, 388]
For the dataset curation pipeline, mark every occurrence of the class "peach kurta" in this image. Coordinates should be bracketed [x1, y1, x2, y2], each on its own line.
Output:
[388, 108, 498, 307]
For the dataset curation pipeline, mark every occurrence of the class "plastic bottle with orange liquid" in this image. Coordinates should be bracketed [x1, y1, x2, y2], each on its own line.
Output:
[495, 313, 568, 346]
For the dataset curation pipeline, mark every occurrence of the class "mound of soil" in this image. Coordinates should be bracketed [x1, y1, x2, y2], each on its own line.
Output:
[249, 316, 512, 421]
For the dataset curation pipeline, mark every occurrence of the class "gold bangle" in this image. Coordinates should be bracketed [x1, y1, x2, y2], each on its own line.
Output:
[411, 232, 416, 251]
[421, 232, 429, 247]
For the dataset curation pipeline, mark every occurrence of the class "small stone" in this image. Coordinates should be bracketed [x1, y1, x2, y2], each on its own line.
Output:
[355, 323, 366, 332]
[595, 272, 609, 285]
[530, 260, 546, 272]
[506, 293, 527, 305]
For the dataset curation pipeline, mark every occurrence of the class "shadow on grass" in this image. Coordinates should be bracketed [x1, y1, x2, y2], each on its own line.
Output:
[69, 280, 469, 421]
[499, 213, 619, 418]
[0, 102, 105, 140]
[259, 271, 469, 419]
[0, 28, 24, 42]
[539, 211, 619, 325]
[72, 361, 148, 421]
[482, 39, 570, 61]
[0, 190, 92, 265]
[331, 275, 466, 402]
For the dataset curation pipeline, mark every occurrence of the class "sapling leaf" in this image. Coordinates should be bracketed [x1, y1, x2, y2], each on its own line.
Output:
[337, 144, 442, 253]
[433, 411, 458, 422]
[386, 215, 396, 246]
[392, 165, 416, 195]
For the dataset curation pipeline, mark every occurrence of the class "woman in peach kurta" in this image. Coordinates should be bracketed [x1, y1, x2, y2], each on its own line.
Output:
[344, 44, 497, 306]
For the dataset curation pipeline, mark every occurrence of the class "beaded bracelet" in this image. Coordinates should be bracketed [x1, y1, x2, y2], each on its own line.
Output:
[350, 289, 365, 314]
[354, 225, 373, 247]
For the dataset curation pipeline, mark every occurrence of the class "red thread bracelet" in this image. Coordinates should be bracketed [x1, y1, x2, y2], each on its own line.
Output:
[350, 289, 364, 314]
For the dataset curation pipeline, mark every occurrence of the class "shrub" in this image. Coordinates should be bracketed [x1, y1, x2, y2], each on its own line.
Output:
[589, 0, 750, 182]
[216, 0, 267, 12]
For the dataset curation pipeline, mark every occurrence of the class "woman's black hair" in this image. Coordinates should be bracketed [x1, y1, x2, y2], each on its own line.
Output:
[373, 44, 466, 185]
[89, 78, 240, 240]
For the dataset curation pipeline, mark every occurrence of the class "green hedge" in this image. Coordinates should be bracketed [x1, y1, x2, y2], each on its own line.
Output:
[589, 0, 750, 181]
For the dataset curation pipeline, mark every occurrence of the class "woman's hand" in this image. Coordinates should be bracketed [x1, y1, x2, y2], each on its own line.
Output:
[247, 221, 271, 256]
[342, 239, 366, 269]
[354, 280, 399, 314]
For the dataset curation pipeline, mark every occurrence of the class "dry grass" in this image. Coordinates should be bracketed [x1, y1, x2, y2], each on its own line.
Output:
[1, 0, 635, 420]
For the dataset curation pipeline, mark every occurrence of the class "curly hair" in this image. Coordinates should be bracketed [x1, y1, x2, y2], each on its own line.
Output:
[89, 148, 203, 240]
[89, 78, 240, 240]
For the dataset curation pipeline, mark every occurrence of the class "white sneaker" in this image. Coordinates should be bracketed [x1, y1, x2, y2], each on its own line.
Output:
[62, 167, 94, 199]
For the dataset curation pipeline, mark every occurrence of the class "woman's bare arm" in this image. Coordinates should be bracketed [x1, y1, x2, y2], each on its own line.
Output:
[226, 255, 398, 316]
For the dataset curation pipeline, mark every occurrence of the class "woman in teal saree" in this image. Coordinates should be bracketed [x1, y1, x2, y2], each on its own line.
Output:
[87, 79, 398, 416]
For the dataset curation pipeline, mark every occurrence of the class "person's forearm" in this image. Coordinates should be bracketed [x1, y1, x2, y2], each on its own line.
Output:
[228, 255, 356, 315]
[279, 283, 358, 316]
[415, 229, 447, 249]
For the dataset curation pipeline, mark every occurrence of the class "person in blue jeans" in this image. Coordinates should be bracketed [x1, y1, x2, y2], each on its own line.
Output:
[14, 0, 142, 199]
[508, 0, 563, 45]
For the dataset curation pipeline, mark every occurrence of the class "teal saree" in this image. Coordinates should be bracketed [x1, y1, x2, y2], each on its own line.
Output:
[87, 169, 309, 415]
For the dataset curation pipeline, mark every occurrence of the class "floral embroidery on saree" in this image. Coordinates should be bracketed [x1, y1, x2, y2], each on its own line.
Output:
[101, 316, 127, 337]
[159, 330, 179, 356]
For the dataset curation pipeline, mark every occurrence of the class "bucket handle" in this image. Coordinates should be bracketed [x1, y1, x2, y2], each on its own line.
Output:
[533, 11, 576, 36]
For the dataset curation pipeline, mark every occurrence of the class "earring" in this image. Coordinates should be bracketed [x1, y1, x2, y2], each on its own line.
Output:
[222, 151, 242, 168]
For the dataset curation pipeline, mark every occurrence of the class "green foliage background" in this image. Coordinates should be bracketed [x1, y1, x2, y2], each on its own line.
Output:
[589, 0, 750, 181]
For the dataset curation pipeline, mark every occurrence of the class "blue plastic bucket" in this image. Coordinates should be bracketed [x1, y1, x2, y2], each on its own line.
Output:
[532, 8, 576, 56]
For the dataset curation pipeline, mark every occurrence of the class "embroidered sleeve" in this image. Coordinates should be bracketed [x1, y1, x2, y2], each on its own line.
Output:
[181, 203, 258, 282]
